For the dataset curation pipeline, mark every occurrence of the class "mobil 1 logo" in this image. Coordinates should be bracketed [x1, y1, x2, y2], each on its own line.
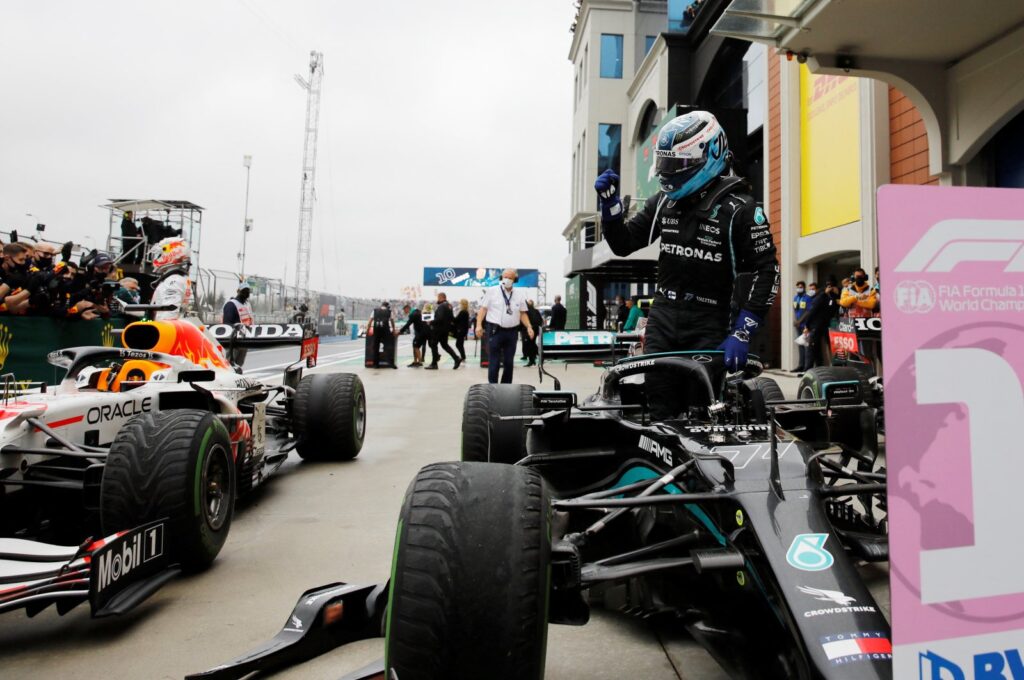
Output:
[89, 519, 169, 613]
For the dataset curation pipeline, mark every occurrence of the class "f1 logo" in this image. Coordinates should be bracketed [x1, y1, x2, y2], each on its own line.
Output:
[895, 219, 1024, 272]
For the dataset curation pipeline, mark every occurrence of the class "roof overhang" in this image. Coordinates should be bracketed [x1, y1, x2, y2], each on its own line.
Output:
[712, 0, 1024, 64]
[103, 199, 204, 212]
[712, 0, 1024, 174]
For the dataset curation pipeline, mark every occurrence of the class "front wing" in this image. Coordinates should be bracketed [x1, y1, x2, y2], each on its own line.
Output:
[0, 519, 179, 618]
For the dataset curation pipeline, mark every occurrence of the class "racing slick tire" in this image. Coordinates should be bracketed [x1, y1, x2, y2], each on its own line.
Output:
[798, 366, 870, 406]
[385, 462, 550, 680]
[293, 373, 366, 461]
[798, 367, 874, 455]
[461, 384, 536, 464]
[101, 409, 235, 572]
[748, 376, 786, 424]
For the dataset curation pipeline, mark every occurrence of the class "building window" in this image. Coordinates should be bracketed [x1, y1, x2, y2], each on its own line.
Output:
[583, 44, 589, 85]
[668, 0, 701, 33]
[597, 123, 621, 208]
[645, 35, 657, 56]
[600, 34, 623, 79]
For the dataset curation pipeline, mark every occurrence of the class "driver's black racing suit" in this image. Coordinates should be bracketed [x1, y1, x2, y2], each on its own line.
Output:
[602, 176, 779, 417]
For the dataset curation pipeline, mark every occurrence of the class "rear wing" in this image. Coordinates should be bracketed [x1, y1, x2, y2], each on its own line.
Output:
[208, 324, 319, 367]
[539, 330, 636, 364]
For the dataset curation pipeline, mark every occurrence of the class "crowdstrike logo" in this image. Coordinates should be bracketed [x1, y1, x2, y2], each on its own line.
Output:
[895, 219, 1024, 272]
[798, 586, 856, 606]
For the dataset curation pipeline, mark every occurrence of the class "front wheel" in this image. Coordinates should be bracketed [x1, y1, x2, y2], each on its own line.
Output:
[101, 409, 235, 572]
[385, 462, 550, 680]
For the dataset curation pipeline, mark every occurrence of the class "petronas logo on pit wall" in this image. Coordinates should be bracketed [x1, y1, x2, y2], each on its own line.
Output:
[0, 323, 10, 371]
[101, 323, 114, 348]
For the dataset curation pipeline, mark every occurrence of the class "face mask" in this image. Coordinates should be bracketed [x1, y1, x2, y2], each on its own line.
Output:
[35, 256, 53, 269]
[501, 278, 513, 289]
[807, 289, 817, 297]
[795, 287, 805, 295]
[854, 275, 867, 285]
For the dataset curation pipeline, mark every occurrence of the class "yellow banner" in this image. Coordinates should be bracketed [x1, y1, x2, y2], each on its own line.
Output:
[800, 65, 861, 236]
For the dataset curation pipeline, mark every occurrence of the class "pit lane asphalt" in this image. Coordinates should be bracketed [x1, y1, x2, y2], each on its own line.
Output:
[0, 340, 890, 679]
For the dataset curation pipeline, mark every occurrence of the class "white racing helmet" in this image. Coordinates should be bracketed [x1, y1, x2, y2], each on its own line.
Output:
[151, 237, 191, 274]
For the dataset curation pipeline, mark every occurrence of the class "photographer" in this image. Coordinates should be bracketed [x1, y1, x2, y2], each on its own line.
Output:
[75, 251, 117, 320]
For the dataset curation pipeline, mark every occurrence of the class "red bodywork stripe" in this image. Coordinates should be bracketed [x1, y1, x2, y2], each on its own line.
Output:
[36, 415, 84, 430]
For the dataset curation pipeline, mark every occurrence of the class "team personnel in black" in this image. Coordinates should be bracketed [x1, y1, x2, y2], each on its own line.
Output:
[398, 303, 429, 367]
[370, 301, 397, 368]
[595, 110, 779, 418]
[426, 292, 461, 370]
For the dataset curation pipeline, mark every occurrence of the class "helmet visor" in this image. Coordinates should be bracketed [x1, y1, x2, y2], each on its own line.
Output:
[657, 163, 703, 193]
[655, 153, 706, 177]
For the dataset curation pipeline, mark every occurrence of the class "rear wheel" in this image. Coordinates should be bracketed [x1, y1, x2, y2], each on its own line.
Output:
[460, 384, 536, 463]
[101, 409, 234, 572]
[798, 367, 874, 454]
[747, 376, 785, 424]
[385, 462, 550, 680]
[293, 373, 366, 460]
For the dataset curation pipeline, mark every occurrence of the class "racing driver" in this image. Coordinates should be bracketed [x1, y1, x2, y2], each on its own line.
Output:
[150, 237, 193, 320]
[595, 110, 779, 418]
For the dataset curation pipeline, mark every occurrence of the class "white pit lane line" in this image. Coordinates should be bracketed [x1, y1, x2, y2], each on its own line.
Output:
[244, 340, 412, 379]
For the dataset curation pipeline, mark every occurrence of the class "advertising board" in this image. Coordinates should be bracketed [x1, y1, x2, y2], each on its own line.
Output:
[423, 267, 539, 287]
[879, 184, 1024, 678]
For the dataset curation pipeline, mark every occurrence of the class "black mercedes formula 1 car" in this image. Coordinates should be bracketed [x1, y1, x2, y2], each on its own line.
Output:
[192, 332, 888, 680]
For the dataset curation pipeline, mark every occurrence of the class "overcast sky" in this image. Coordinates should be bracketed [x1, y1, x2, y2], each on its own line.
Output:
[0, 0, 576, 299]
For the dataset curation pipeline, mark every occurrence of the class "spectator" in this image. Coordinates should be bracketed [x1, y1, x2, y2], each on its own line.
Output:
[623, 296, 645, 331]
[839, 268, 878, 319]
[615, 295, 628, 331]
[426, 292, 461, 370]
[453, 299, 470, 364]
[801, 279, 841, 368]
[120, 211, 144, 265]
[0, 242, 34, 315]
[291, 303, 310, 325]
[475, 268, 533, 384]
[114, 277, 142, 318]
[791, 280, 810, 372]
[397, 303, 428, 367]
[549, 294, 567, 330]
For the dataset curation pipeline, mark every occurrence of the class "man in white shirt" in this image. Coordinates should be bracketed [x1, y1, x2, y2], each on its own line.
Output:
[475, 268, 535, 384]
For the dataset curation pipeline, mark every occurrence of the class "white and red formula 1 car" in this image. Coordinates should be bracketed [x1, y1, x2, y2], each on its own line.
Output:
[0, 318, 365, 619]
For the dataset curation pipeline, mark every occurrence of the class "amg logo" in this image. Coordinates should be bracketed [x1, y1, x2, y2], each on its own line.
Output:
[97, 525, 163, 593]
[638, 434, 672, 466]
[895, 219, 1024, 272]
[86, 397, 152, 425]
[660, 243, 724, 262]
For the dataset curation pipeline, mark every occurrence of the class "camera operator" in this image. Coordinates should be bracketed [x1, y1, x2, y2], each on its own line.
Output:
[75, 251, 118, 320]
